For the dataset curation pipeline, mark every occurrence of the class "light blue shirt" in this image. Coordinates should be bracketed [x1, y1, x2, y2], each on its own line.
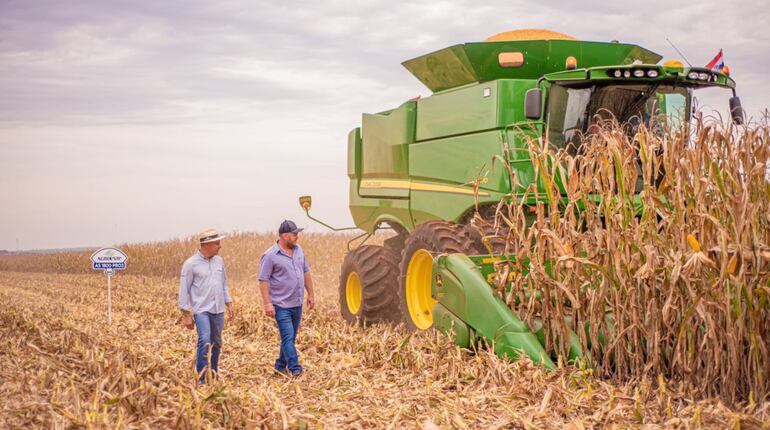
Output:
[258, 242, 310, 308]
[178, 251, 232, 314]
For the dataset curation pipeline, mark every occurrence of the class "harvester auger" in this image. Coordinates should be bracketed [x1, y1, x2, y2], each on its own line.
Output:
[300, 29, 743, 369]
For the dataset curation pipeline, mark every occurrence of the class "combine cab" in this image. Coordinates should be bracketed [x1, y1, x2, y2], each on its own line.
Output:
[303, 30, 743, 368]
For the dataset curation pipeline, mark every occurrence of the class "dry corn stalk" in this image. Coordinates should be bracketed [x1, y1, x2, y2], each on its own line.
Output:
[488, 115, 770, 404]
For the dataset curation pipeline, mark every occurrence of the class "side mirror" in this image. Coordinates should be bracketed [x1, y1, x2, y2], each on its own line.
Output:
[299, 195, 312, 211]
[729, 96, 744, 125]
[525, 88, 542, 120]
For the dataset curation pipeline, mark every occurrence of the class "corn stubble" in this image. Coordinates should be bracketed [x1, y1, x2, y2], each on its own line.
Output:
[1, 119, 769, 428]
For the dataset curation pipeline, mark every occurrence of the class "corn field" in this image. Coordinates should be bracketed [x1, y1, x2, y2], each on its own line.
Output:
[1, 237, 768, 427]
[2, 119, 770, 427]
[476, 115, 770, 406]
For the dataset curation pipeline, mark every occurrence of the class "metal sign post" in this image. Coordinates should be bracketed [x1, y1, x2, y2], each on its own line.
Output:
[90, 248, 128, 324]
[106, 268, 114, 324]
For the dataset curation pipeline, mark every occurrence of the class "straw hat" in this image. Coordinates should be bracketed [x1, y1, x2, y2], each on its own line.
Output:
[198, 228, 226, 244]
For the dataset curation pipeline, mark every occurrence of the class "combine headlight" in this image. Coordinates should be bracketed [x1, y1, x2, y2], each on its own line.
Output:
[633, 69, 645, 77]
[614, 69, 622, 78]
[688, 71, 699, 80]
[623, 70, 631, 78]
[647, 69, 659, 78]
[698, 72, 709, 81]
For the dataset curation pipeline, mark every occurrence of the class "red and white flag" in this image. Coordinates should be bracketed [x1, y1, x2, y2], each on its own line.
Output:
[705, 49, 724, 70]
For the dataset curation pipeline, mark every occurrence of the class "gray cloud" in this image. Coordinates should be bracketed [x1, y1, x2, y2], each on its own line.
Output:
[3, 0, 767, 123]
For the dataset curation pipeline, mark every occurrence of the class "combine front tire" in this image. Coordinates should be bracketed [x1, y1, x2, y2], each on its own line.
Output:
[398, 221, 476, 331]
[339, 245, 401, 325]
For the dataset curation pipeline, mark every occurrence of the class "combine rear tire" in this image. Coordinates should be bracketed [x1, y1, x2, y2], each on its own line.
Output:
[398, 221, 476, 331]
[339, 245, 401, 325]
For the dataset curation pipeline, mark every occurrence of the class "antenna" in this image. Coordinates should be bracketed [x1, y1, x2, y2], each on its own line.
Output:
[666, 37, 693, 67]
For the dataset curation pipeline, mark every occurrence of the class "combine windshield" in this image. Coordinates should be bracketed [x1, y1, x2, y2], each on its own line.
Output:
[546, 83, 691, 150]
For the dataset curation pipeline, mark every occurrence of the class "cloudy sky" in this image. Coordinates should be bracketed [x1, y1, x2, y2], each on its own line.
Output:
[1, 0, 768, 250]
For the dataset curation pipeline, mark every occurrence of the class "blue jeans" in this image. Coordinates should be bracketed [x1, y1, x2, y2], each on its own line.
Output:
[274, 305, 303, 374]
[194, 312, 224, 383]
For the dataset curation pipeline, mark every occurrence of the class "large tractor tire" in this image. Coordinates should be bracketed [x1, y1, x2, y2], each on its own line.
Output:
[398, 221, 476, 331]
[339, 245, 401, 325]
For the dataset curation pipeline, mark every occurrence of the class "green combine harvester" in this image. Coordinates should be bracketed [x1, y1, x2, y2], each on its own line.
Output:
[301, 30, 743, 368]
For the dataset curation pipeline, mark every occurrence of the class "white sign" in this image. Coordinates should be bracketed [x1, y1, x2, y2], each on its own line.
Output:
[90, 247, 128, 324]
[90, 247, 128, 271]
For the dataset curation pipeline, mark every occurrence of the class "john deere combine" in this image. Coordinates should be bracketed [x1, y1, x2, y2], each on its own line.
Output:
[301, 30, 743, 368]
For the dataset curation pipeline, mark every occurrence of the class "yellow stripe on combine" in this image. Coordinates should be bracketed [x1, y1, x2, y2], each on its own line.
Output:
[360, 179, 490, 197]
[481, 257, 502, 264]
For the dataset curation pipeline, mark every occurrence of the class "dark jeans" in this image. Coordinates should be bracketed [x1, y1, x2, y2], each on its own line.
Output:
[194, 311, 224, 383]
[274, 305, 303, 374]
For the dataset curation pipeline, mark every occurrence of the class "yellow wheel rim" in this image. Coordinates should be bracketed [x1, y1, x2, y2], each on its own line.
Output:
[405, 249, 436, 330]
[345, 271, 362, 314]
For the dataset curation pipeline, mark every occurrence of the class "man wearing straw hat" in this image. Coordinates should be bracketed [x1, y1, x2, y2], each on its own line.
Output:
[259, 220, 315, 377]
[179, 228, 234, 384]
